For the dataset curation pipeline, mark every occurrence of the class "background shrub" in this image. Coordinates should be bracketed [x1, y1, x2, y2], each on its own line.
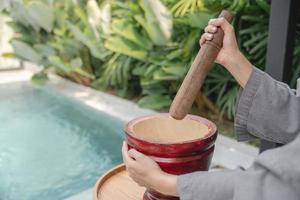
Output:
[1, 0, 300, 120]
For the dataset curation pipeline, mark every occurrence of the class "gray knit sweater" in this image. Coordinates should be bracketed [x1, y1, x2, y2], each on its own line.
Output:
[177, 67, 300, 200]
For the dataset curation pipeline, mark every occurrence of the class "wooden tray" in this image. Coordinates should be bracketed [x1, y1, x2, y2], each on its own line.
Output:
[93, 164, 146, 200]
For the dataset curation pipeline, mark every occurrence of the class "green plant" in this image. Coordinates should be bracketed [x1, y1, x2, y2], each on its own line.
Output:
[171, 0, 205, 17]
[4, 0, 300, 121]
[291, 25, 300, 87]
[6, 0, 107, 85]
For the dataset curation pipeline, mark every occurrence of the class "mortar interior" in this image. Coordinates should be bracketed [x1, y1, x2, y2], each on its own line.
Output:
[131, 115, 209, 144]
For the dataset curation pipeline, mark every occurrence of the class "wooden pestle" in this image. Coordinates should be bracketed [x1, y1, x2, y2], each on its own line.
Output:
[169, 10, 233, 120]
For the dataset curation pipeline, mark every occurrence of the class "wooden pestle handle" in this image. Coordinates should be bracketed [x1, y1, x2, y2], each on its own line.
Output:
[169, 10, 234, 120]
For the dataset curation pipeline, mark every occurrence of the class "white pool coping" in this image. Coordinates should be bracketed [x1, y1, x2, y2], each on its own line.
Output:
[0, 62, 259, 200]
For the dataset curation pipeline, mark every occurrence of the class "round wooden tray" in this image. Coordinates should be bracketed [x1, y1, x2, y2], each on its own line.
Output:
[93, 164, 146, 200]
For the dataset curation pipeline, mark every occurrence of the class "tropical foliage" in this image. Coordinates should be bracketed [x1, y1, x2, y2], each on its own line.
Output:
[1, 0, 300, 120]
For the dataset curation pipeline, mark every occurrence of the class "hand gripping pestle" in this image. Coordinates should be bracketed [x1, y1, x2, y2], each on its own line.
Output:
[169, 10, 234, 120]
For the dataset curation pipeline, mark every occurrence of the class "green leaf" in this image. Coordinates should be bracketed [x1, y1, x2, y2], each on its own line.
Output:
[99, 2, 112, 34]
[87, 0, 102, 38]
[141, 84, 168, 95]
[67, 22, 90, 45]
[144, 64, 159, 77]
[48, 55, 70, 72]
[121, 56, 132, 84]
[10, 2, 37, 29]
[0, 0, 10, 12]
[165, 49, 182, 60]
[188, 12, 213, 28]
[182, 30, 199, 59]
[153, 70, 178, 80]
[27, 1, 54, 32]
[141, 79, 161, 87]
[132, 64, 147, 76]
[31, 72, 48, 85]
[11, 40, 42, 64]
[105, 36, 147, 60]
[242, 32, 267, 48]
[67, 22, 106, 60]
[1, 52, 16, 58]
[70, 58, 94, 79]
[241, 15, 266, 22]
[75, 68, 95, 79]
[70, 57, 83, 69]
[137, 0, 172, 46]
[89, 45, 107, 60]
[256, 0, 270, 13]
[138, 94, 171, 109]
[162, 65, 187, 76]
[34, 44, 56, 57]
[112, 19, 152, 50]
[249, 37, 267, 55]
[240, 24, 263, 35]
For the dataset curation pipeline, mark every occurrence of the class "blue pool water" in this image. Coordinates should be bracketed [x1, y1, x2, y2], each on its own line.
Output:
[0, 82, 124, 200]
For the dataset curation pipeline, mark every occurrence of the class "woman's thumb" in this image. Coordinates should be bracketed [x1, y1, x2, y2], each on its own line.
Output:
[128, 149, 144, 160]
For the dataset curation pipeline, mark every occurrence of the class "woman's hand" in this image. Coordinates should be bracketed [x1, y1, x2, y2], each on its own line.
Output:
[122, 141, 179, 196]
[200, 17, 239, 67]
[200, 17, 253, 88]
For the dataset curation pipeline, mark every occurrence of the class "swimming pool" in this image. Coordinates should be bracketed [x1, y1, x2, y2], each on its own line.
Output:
[0, 81, 124, 200]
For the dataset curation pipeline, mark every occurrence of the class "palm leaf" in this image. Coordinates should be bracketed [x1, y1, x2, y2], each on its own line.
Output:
[11, 40, 42, 64]
[138, 94, 171, 109]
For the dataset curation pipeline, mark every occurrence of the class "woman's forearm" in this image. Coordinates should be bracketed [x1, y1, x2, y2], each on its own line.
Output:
[223, 51, 253, 88]
[152, 173, 179, 197]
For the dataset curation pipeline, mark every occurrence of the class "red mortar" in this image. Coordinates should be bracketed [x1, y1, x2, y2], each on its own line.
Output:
[125, 113, 217, 200]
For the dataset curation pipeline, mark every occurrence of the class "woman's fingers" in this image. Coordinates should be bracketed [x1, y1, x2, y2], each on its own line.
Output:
[122, 141, 135, 165]
[208, 17, 233, 33]
[122, 141, 128, 152]
[121, 141, 129, 164]
[128, 148, 145, 160]
[204, 25, 217, 33]
[200, 33, 214, 46]
[200, 17, 233, 47]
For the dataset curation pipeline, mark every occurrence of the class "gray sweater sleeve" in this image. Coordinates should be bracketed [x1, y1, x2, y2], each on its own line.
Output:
[177, 67, 300, 200]
[234, 67, 300, 143]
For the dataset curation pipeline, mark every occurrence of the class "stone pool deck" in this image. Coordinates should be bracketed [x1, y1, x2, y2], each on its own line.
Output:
[0, 61, 258, 200]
